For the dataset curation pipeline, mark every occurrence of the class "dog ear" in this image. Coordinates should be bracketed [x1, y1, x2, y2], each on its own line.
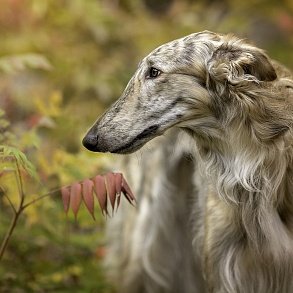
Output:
[208, 43, 277, 84]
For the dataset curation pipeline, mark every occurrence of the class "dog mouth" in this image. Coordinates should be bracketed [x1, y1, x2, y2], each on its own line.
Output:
[111, 125, 160, 154]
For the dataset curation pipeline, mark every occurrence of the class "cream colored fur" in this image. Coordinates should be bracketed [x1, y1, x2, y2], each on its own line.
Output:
[83, 31, 293, 293]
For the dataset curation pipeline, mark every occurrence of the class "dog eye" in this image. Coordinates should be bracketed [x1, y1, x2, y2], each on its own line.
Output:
[147, 67, 161, 79]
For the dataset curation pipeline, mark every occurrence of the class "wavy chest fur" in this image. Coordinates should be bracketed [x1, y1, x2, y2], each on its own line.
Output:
[95, 31, 293, 293]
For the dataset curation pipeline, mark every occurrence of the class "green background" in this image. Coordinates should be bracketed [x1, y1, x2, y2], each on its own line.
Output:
[0, 0, 292, 292]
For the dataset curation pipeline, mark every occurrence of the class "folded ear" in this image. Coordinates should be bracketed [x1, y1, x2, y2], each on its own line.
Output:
[208, 42, 277, 84]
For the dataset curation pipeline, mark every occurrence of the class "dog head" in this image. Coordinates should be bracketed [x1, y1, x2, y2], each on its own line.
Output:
[83, 31, 287, 154]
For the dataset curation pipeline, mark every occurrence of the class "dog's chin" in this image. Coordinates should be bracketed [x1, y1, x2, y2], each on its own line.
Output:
[110, 141, 145, 154]
[109, 124, 161, 154]
[110, 134, 157, 154]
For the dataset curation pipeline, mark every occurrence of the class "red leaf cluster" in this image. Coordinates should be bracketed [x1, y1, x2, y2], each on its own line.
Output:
[61, 172, 135, 219]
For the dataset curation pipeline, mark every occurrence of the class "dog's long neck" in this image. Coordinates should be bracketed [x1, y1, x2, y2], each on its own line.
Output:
[191, 124, 293, 258]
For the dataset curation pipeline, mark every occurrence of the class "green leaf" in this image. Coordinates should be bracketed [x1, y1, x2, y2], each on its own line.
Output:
[0, 119, 10, 129]
[0, 145, 39, 181]
[0, 54, 52, 74]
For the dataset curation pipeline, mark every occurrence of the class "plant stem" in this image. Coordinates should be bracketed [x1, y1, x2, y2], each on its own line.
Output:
[0, 159, 34, 261]
[0, 210, 21, 260]
[21, 188, 60, 210]
[3, 193, 16, 214]
[0, 188, 60, 261]
[0, 161, 25, 261]
[0, 184, 62, 260]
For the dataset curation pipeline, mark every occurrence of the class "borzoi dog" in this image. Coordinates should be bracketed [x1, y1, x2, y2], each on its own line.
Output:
[83, 31, 293, 293]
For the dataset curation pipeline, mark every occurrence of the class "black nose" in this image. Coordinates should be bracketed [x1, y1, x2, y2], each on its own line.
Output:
[82, 134, 99, 152]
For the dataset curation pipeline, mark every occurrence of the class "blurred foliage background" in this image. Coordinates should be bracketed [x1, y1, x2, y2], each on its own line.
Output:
[0, 0, 292, 292]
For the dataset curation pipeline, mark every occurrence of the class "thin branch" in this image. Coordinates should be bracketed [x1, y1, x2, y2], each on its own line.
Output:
[0, 186, 62, 260]
[0, 157, 26, 261]
[14, 159, 25, 209]
[0, 160, 24, 260]
[3, 193, 16, 214]
[0, 210, 21, 260]
[21, 188, 61, 211]
[0, 153, 63, 262]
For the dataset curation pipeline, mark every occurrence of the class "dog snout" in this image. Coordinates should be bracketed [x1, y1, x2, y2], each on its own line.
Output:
[82, 132, 99, 152]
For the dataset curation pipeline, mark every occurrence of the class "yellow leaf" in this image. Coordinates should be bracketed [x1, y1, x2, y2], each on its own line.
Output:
[67, 265, 83, 276]
[33, 91, 63, 117]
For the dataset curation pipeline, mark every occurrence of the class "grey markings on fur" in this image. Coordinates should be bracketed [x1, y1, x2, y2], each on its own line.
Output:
[83, 31, 293, 293]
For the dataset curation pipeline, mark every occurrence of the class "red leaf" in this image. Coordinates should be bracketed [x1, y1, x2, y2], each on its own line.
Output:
[114, 173, 122, 196]
[93, 175, 108, 216]
[82, 179, 95, 220]
[114, 173, 122, 210]
[61, 186, 70, 214]
[70, 182, 82, 219]
[121, 176, 136, 205]
[105, 172, 117, 213]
